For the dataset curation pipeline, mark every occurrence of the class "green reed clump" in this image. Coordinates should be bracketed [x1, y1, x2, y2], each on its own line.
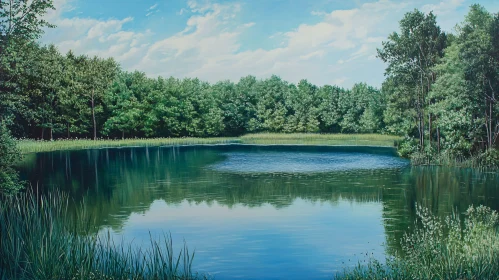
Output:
[240, 133, 401, 147]
[0, 190, 203, 280]
[410, 149, 499, 169]
[338, 204, 499, 280]
[17, 137, 239, 154]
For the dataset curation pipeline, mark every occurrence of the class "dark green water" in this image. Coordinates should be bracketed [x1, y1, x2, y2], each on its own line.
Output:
[18, 145, 499, 279]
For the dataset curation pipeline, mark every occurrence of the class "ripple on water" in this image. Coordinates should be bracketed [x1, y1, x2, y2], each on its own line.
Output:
[209, 151, 409, 173]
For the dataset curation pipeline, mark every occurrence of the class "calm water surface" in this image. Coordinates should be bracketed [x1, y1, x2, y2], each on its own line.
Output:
[18, 145, 499, 279]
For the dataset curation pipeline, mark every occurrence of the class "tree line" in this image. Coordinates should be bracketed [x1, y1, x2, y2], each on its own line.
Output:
[2, 44, 386, 140]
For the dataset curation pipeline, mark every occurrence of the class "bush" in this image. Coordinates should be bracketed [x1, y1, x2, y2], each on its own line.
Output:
[338, 204, 499, 279]
[475, 148, 499, 169]
[0, 123, 23, 193]
[397, 136, 418, 158]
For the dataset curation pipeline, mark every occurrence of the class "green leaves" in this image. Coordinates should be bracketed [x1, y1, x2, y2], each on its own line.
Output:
[0, 123, 22, 192]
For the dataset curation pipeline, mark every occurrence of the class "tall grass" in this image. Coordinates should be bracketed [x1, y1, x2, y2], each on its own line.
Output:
[241, 133, 401, 147]
[17, 137, 239, 154]
[338, 204, 499, 279]
[17, 134, 401, 154]
[411, 149, 499, 170]
[0, 190, 204, 280]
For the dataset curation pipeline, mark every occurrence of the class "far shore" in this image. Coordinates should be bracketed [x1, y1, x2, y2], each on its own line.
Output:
[17, 133, 401, 154]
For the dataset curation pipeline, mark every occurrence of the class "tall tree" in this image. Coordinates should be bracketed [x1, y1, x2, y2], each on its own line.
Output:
[378, 9, 447, 151]
[458, 5, 499, 150]
[72, 55, 119, 140]
[0, 0, 55, 123]
[0, 0, 54, 191]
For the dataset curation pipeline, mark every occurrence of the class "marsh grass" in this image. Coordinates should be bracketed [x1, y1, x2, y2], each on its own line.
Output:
[0, 190, 204, 280]
[338, 204, 499, 280]
[17, 137, 239, 154]
[241, 133, 401, 147]
[17, 134, 401, 154]
[411, 149, 499, 170]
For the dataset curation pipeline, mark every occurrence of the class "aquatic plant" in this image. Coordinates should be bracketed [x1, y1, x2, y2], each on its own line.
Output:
[0, 189, 204, 280]
[240, 133, 401, 147]
[17, 137, 239, 154]
[338, 204, 499, 279]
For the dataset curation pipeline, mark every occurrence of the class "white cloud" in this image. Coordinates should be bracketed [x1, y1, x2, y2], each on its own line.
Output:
[87, 17, 132, 39]
[147, 3, 158, 11]
[177, 8, 188, 15]
[422, 0, 465, 15]
[42, 0, 448, 88]
[332, 77, 347, 86]
[300, 50, 326, 60]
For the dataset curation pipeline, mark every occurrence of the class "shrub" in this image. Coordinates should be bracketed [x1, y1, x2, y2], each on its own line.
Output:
[338, 204, 499, 279]
[0, 123, 23, 193]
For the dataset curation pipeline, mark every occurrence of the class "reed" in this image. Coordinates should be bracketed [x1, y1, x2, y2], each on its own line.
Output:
[410, 149, 499, 170]
[17, 137, 239, 154]
[17, 134, 401, 154]
[0, 189, 204, 280]
[337, 204, 499, 279]
[241, 133, 401, 147]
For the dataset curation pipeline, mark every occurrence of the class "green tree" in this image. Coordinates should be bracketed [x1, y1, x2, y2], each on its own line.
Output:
[429, 43, 473, 155]
[317, 85, 343, 133]
[103, 71, 146, 139]
[458, 5, 498, 150]
[378, 9, 447, 151]
[0, 0, 54, 191]
[284, 79, 320, 132]
[255, 75, 289, 132]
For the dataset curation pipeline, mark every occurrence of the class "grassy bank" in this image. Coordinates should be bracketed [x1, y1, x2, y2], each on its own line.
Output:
[17, 137, 239, 154]
[17, 133, 400, 154]
[240, 133, 401, 147]
[0, 190, 203, 280]
[337, 204, 499, 280]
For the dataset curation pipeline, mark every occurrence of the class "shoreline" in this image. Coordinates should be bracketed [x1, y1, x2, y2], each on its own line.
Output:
[17, 133, 401, 154]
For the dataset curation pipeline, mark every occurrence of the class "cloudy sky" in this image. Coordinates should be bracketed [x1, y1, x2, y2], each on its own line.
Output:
[41, 0, 499, 88]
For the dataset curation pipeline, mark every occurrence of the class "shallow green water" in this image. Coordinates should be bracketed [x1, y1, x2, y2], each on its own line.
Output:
[18, 145, 499, 279]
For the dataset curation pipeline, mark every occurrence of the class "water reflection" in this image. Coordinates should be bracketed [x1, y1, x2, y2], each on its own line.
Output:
[17, 145, 499, 279]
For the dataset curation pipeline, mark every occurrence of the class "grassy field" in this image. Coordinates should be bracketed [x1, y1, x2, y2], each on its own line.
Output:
[240, 133, 401, 147]
[17, 133, 401, 154]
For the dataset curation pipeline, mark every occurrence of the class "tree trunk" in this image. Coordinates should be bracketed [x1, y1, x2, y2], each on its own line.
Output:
[91, 88, 97, 141]
[437, 127, 440, 154]
[122, 131, 124, 140]
[41, 127, 45, 140]
[49, 127, 53, 141]
[67, 123, 70, 138]
[489, 101, 493, 149]
[429, 113, 432, 149]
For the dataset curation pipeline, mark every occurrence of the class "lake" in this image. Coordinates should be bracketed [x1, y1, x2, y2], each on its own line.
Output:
[18, 145, 499, 279]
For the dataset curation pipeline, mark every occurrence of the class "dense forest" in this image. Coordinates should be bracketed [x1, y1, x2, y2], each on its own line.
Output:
[1, 1, 499, 190]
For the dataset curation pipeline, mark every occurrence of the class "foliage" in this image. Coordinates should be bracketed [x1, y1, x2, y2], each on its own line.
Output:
[0, 190, 204, 280]
[0, 123, 22, 192]
[0, 0, 55, 191]
[378, 9, 447, 153]
[338, 204, 499, 280]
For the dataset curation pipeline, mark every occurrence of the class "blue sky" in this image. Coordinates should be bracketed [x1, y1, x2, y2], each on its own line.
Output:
[42, 0, 499, 88]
